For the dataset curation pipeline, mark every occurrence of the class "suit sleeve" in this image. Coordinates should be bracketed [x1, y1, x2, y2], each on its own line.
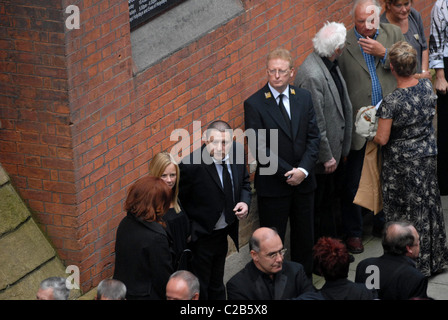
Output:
[297, 91, 321, 173]
[178, 161, 192, 206]
[233, 142, 252, 207]
[296, 75, 332, 164]
[226, 277, 249, 300]
[145, 232, 174, 299]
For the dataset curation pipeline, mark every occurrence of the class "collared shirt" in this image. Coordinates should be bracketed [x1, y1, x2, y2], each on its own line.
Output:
[267, 83, 308, 178]
[354, 27, 386, 106]
[268, 83, 291, 118]
[212, 155, 233, 230]
[429, 0, 448, 69]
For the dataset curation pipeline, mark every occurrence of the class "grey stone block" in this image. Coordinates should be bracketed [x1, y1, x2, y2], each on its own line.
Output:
[0, 185, 30, 236]
[0, 219, 56, 290]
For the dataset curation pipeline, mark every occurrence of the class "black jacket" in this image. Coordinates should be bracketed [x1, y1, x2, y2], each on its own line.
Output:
[244, 83, 320, 197]
[355, 253, 428, 300]
[226, 260, 315, 300]
[178, 142, 251, 248]
[113, 212, 173, 299]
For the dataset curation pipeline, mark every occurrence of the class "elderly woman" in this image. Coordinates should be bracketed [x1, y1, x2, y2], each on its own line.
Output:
[380, 0, 430, 80]
[149, 152, 191, 270]
[374, 41, 448, 276]
[113, 176, 174, 299]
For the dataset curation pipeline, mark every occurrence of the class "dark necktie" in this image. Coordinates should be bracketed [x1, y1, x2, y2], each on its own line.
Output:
[221, 161, 235, 224]
[278, 94, 291, 133]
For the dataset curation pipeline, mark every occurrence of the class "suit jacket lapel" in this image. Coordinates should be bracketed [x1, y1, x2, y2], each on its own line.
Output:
[274, 272, 288, 300]
[263, 85, 292, 139]
[201, 145, 224, 191]
[346, 28, 369, 74]
[289, 86, 300, 141]
[312, 52, 345, 119]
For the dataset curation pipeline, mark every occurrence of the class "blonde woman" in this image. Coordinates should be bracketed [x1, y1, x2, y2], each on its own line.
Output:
[149, 152, 191, 270]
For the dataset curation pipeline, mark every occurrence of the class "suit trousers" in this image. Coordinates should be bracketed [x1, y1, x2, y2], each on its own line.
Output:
[314, 167, 344, 241]
[189, 227, 228, 300]
[258, 190, 314, 276]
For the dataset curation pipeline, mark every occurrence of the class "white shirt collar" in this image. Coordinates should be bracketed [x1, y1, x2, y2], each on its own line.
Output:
[268, 83, 290, 100]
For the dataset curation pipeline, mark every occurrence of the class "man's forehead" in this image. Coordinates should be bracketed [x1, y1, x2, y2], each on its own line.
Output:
[207, 129, 232, 140]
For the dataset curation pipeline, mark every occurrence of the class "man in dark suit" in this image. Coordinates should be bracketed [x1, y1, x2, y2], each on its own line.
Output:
[178, 120, 251, 300]
[355, 221, 428, 300]
[244, 48, 320, 276]
[226, 227, 317, 300]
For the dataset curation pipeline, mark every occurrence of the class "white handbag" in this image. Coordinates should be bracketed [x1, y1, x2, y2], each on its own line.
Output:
[355, 105, 378, 140]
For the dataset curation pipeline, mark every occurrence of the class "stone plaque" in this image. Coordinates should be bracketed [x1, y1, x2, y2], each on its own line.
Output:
[129, 0, 186, 29]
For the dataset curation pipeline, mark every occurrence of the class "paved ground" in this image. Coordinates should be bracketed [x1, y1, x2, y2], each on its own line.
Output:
[224, 196, 448, 300]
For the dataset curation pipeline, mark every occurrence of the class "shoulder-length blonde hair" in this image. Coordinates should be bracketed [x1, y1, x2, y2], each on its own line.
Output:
[149, 152, 181, 213]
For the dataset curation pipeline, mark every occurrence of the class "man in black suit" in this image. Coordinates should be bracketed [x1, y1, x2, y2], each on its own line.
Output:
[226, 227, 317, 300]
[355, 221, 428, 300]
[178, 120, 251, 300]
[244, 48, 320, 276]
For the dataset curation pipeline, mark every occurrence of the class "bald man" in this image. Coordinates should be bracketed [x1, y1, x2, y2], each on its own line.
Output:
[166, 270, 200, 300]
[226, 227, 317, 300]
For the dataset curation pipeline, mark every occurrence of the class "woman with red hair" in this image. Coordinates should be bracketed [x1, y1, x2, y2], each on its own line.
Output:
[313, 237, 377, 300]
[113, 176, 174, 300]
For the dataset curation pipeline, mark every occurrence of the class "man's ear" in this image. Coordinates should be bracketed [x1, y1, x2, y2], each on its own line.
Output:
[250, 250, 259, 262]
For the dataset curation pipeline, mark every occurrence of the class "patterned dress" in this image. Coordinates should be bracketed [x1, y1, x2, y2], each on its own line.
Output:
[377, 79, 448, 276]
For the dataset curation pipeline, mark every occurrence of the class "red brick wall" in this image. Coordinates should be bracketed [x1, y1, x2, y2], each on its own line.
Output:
[0, 0, 76, 260]
[0, 0, 436, 292]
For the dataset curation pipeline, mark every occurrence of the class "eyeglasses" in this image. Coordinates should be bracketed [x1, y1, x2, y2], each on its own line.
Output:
[267, 69, 290, 76]
[265, 248, 287, 259]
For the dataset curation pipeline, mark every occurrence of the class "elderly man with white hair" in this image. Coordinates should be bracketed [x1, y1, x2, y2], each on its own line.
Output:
[295, 21, 353, 244]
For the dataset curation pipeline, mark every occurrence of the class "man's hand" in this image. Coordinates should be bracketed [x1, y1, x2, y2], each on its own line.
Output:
[234, 202, 249, 220]
[323, 157, 337, 174]
[358, 37, 386, 58]
[284, 168, 306, 186]
[435, 69, 448, 94]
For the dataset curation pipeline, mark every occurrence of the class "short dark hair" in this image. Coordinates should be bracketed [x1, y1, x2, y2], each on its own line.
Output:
[382, 221, 415, 255]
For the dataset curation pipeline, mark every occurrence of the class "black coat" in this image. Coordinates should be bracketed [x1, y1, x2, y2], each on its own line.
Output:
[226, 260, 315, 300]
[178, 142, 251, 248]
[244, 83, 320, 197]
[355, 253, 428, 300]
[113, 212, 173, 299]
[319, 278, 377, 300]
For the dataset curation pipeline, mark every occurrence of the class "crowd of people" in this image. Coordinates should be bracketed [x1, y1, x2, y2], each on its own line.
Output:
[37, 0, 448, 300]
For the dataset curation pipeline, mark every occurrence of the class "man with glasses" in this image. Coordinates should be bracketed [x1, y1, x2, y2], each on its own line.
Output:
[244, 48, 320, 277]
[226, 227, 317, 300]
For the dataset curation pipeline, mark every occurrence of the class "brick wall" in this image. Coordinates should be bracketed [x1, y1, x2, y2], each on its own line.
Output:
[0, 0, 436, 292]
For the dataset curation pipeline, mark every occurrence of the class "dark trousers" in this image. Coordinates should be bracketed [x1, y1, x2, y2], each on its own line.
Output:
[340, 146, 365, 238]
[258, 190, 314, 277]
[314, 166, 343, 242]
[189, 228, 228, 300]
[340, 145, 384, 238]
